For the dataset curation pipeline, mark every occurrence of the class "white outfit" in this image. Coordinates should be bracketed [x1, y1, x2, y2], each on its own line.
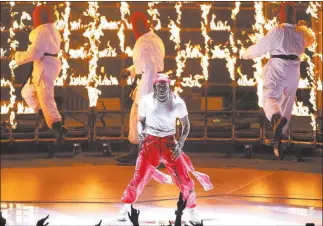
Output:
[138, 93, 188, 137]
[128, 31, 165, 144]
[15, 23, 62, 128]
[242, 23, 314, 133]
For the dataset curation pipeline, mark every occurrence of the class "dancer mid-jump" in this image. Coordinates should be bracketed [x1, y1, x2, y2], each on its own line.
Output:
[15, 5, 68, 144]
[242, 3, 315, 158]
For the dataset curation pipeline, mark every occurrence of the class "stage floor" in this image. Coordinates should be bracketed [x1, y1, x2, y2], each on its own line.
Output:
[1, 153, 322, 225]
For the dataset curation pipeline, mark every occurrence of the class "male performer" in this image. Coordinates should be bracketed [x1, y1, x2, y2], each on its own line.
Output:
[15, 5, 67, 144]
[115, 11, 165, 164]
[117, 74, 213, 222]
[242, 3, 315, 158]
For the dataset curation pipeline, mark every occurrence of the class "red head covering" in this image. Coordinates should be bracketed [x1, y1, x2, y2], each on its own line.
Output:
[153, 74, 171, 86]
[279, 2, 296, 24]
[131, 12, 150, 40]
[33, 5, 53, 28]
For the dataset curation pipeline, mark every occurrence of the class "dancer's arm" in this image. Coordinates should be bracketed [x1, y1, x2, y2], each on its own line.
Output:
[178, 115, 190, 149]
[242, 26, 280, 59]
[15, 32, 44, 66]
[137, 116, 146, 142]
[136, 47, 157, 104]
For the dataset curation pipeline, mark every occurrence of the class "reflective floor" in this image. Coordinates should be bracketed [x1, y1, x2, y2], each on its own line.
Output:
[1, 156, 322, 225]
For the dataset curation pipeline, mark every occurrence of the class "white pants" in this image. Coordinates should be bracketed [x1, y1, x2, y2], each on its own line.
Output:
[262, 85, 297, 134]
[128, 102, 139, 144]
[21, 78, 61, 129]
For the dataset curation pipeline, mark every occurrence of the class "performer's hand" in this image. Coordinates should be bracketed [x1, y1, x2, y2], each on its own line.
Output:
[189, 220, 203, 226]
[121, 69, 131, 80]
[127, 204, 140, 226]
[95, 220, 102, 226]
[176, 192, 187, 213]
[138, 132, 146, 142]
[171, 142, 182, 161]
[36, 215, 49, 226]
[0, 211, 6, 226]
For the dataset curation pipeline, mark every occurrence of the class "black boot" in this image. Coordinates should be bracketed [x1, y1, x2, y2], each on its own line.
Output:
[37, 110, 49, 131]
[114, 143, 139, 164]
[272, 115, 288, 158]
[52, 121, 68, 146]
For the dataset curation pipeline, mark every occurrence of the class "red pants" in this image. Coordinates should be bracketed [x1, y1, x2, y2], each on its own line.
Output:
[121, 135, 196, 208]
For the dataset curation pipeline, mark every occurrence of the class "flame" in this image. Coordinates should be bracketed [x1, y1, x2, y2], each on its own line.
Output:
[292, 101, 310, 116]
[200, 4, 211, 81]
[237, 67, 256, 86]
[317, 78, 322, 91]
[147, 2, 161, 31]
[306, 1, 322, 20]
[69, 47, 90, 59]
[10, 111, 17, 129]
[69, 75, 88, 86]
[200, 4, 211, 25]
[99, 41, 117, 57]
[70, 19, 82, 31]
[17, 102, 35, 114]
[181, 74, 204, 88]
[298, 78, 310, 89]
[210, 14, 231, 31]
[1, 103, 10, 115]
[168, 20, 181, 50]
[125, 46, 133, 57]
[120, 2, 131, 29]
[231, 2, 241, 20]
[169, 2, 184, 93]
[185, 42, 203, 58]
[1, 78, 11, 87]
[100, 16, 119, 30]
[0, 48, 7, 58]
[264, 17, 278, 31]
[55, 2, 71, 86]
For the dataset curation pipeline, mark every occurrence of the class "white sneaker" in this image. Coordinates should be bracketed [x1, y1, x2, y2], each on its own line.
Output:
[187, 208, 201, 223]
[116, 204, 131, 221]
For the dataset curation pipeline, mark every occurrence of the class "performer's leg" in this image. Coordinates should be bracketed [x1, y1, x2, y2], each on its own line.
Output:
[280, 86, 297, 135]
[161, 139, 196, 209]
[263, 96, 282, 128]
[118, 137, 160, 221]
[21, 79, 40, 112]
[36, 79, 67, 144]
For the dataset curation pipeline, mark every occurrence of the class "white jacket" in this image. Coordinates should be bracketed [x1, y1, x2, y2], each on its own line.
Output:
[131, 31, 165, 104]
[15, 23, 62, 87]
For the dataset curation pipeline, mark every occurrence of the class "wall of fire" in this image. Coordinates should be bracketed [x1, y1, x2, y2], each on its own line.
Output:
[0, 2, 322, 134]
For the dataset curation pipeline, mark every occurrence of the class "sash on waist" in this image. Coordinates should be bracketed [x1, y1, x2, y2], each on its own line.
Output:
[271, 55, 299, 60]
[136, 72, 164, 80]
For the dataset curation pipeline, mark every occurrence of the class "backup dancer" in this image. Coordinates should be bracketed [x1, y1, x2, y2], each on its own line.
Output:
[242, 3, 315, 158]
[15, 5, 68, 144]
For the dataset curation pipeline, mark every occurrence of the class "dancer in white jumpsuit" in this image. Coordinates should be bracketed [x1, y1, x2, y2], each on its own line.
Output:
[115, 11, 165, 163]
[15, 5, 67, 144]
[242, 3, 315, 157]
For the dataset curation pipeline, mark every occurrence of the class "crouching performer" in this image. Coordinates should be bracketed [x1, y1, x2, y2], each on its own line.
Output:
[14, 5, 67, 144]
[117, 74, 213, 222]
[242, 3, 315, 158]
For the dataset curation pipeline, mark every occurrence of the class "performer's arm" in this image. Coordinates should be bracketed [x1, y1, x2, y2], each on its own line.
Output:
[137, 116, 146, 142]
[137, 98, 146, 142]
[296, 21, 315, 48]
[15, 35, 43, 66]
[137, 47, 157, 100]
[242, 27, 280, 59]
[172, 100, 190, 160]
[178, 115, 190, 149]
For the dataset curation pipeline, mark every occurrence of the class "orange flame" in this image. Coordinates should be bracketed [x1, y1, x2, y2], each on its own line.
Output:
[147, 2, 161, 31]
[17, 101, 35, 114]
